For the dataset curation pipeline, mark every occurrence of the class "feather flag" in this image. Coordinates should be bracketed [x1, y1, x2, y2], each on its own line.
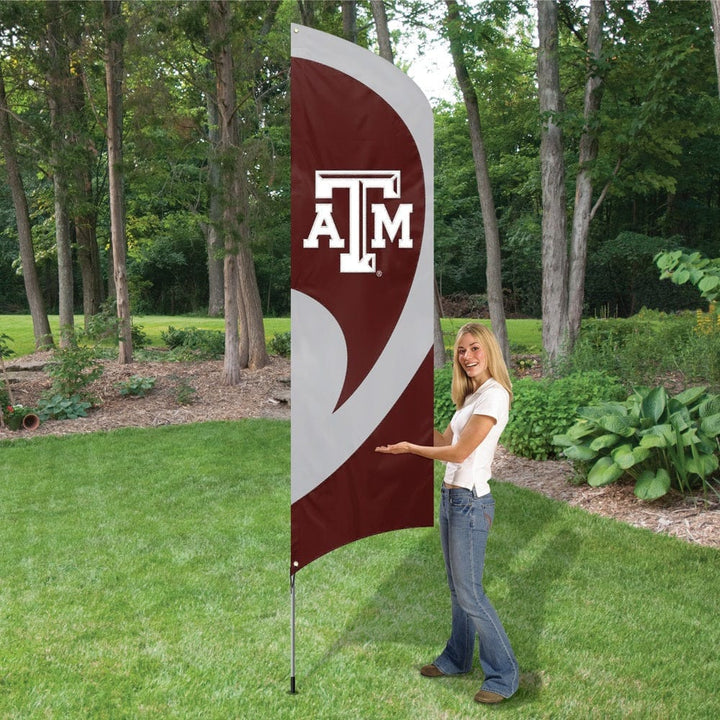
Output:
[290, 24, 434, 575]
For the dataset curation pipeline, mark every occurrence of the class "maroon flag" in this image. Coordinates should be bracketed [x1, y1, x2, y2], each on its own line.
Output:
[290, 24, 434, 575]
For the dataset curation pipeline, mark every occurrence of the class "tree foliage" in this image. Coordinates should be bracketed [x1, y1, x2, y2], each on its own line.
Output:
[0, 0, 718, 346]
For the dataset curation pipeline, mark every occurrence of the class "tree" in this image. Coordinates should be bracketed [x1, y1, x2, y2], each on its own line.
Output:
[203, 91, 224, 318]
[209, 0, 269, 383]
[712, 0, 720, 98]
[367, 0, 446, 366]
[0, 63, 54, 349]
[369, 0, 394, 63]
[445, 0, 510, 365]
[567, 0, 605, 348]
[342, 1, 357, 43]
[104, 0, 132, 363]
[65, 1, 105, 324]
[45, 0, 75, 346]
[537, 0, 568, 369]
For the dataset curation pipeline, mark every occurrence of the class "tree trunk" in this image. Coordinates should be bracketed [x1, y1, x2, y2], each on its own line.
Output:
[369, 0, 445, 367]
[567, 0, 605, 348]
[537, 0, 568, 371]
[342, 1, 357, 43]
[204, 90, 224, 317]
[434, 284, 447, 368]
[52, 173, 74, 346]
[0, 65, 54, 349]
[296, 0, 315, 27]
[66, 22, 104, 325]
[223, 250, 242, 385]
[209, 0, 268, 384]
[237, 236, 267, 369]
[369, 0, 393, 63]
[445, 0, 510, 366]
[74, 164, 104, 325]
[712, 0, 720, 98]
[104, 0, 132, 363]
[46, 0, 75, 346]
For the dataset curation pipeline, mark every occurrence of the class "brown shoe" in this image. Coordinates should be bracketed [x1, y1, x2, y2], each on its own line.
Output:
[474, 689, 506, 704]
[420, 664, 445, 677]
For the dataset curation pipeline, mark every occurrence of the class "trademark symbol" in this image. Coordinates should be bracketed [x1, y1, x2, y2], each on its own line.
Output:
[376, 271, 383, 278]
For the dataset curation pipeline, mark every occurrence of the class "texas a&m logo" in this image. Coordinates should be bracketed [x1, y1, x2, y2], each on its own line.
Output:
[303, 170, 414, 273]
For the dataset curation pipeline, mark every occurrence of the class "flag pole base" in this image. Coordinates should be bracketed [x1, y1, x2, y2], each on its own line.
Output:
[290, 568, 298, 694]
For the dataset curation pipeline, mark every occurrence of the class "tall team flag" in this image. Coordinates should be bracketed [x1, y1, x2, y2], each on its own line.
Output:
[290, 24, 435, 576]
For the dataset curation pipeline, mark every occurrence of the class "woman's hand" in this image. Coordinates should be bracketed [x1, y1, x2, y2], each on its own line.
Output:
[375, 416, 496, 463]
[375, 442, 412, 455]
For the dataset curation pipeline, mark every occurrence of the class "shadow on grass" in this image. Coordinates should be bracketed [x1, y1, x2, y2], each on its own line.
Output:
[309, 481, 579, 708]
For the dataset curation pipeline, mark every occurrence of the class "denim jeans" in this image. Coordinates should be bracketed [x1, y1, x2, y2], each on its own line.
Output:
[433, 486, 519, 698]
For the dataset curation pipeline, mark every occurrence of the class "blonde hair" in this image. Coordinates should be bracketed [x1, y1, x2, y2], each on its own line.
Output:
[451, 322, 513, 409]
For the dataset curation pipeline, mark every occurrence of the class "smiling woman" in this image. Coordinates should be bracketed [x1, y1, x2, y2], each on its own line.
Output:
[376, 322, 520, 705]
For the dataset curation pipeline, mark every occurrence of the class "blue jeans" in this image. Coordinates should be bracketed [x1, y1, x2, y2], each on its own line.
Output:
[433, 487, 519, 698]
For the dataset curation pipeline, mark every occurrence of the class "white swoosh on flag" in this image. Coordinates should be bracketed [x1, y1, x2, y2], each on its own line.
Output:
[290, 273, 431, 504]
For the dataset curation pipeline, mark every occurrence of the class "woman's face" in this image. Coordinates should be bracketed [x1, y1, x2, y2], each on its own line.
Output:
[456, 332, 490, 387]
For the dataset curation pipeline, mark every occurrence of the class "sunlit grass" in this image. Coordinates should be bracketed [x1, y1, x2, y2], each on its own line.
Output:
[0, 315, 291, 357]
[1, 315, 542, 358]
[1, 420, 718, 719]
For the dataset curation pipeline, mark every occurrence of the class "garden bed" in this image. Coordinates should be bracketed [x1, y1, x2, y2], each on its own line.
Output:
[2, 352, 718, 550]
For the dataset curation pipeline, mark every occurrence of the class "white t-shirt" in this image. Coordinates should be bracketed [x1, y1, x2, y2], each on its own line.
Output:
[442, 377, 509, 496]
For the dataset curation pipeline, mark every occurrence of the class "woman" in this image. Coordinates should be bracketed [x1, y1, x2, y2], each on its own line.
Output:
[375, 322, 519, 705]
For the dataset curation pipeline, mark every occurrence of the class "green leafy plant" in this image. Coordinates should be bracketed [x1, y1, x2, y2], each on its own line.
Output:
[115, 375, 156, 398]
[563, 311, 699, 387]
[161, 326, 225, 359]
[84, 301, 151, 349]
[268, 331, 291, 358]
[0, 333, 17, 409]
[173, 378, 197, 405]
[656, 249, 720, 304]
[554, 386, 720, 500]
[45, 344, 103, 400]
[36, 394, 92, 421]
[433, 363, 455, 429]
[503, 372, 625, 460]
[0, 333, 14, 361]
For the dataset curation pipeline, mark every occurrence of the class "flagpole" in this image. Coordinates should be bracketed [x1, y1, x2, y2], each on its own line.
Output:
[290, 569, 297, 694]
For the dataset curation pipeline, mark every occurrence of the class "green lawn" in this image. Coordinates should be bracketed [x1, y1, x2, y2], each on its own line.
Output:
[0, 315, 291, 358]
[1, 421, 718, 719]
[0, 315, 542, 358]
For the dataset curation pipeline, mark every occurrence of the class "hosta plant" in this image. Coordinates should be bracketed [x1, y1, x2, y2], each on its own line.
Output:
[554, 386, 720, 500]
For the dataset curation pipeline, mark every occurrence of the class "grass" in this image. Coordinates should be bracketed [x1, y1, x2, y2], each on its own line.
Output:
[1, 420, 719, 719]
[0, 315, 291, 358]
[440, 317, 542, 352]
[0, 315, 541, 358]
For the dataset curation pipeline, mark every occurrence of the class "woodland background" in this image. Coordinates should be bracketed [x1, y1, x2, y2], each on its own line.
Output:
[0, 0, 718, 369]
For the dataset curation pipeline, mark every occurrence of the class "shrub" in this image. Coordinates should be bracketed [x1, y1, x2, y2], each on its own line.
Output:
[269, 331, 291, 357]
[502, 372, 625, 460]
[434, 364, 455, 429]
[115, 375, 156, 397]
[170, 377, 197, 405]
[434, 366, 624, 461]
[84, 302, 150, 349]
[554, 386, 720, 500]
[45, 344, 103, 400]
[566, 310, 720, 391]
[131, 324, 151, 349]
[679, 306, 720, 390]
[161, 326, 225, 359]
